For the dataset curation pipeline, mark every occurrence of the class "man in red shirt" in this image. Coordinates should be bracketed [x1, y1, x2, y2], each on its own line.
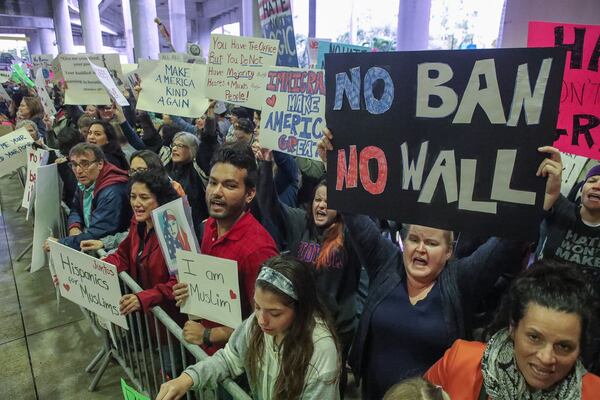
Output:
[174, 141, 278, 354]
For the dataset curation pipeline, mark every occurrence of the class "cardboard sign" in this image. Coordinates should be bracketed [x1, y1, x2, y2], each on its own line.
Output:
[151, 197, 200, 274]
[121, 379, 150, 400]
[31, 54, 54, 80]
[34, 69, 57, 116]
[259, 67, 325, 159]
[31, 163, 62, 272]
[306, 38, 329, 68]
[177, 250, 242, 329]
[0, 82, 11, 102]
[0, 128, 34, 177]
[59, 53, 124, 105]
[205, 34, 279, 109]
[21, 147, 49, 210]
[316, 41, 370, 69]
[137, 60, 209, 118]
[257, 0, 299, 67]
[0, 71, 11, 83]
[88, 59, 129, 106]
[325, 48, 566, 240]
[561, 152, 589, 196]
[48, 241, 128, 329]
[528, 22, 600, 160]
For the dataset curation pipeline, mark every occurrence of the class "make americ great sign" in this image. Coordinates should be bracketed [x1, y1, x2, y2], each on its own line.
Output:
[325, 48, 565, 240]
[528, 22, 600, 161]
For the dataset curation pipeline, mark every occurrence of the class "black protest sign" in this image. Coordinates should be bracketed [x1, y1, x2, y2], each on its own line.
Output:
[325, 48, 566, 240]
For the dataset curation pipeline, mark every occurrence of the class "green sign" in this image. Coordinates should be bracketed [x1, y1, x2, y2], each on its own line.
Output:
[121, 379, 150, 400]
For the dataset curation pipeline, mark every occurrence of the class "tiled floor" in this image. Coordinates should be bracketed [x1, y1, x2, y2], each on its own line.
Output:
[0, 173, 122, 400]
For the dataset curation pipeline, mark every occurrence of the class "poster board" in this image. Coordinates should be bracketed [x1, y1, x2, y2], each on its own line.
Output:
[205, 34, 279, 109]
[59, 54, 124, 105]
[48, 241, 128, 329]
[137, 60, 209, 118]
[0, 127, 34, 177]
[31, 163, 62, 272]
[259, 67, 325, 159]
[561, 152, 589, 196]
[257, 0, 299, 67]
[0, 82, 11, 102]
[316, 41, 370, 69]
[177, 250, 242, 329]
[31, 54, 54, 80]
[528, 22, 600, 160]
[34, 69, 57, 116]
[21, 147, 49, 210]
[325, 48, 566, 240]
[88, 59, 129, 106]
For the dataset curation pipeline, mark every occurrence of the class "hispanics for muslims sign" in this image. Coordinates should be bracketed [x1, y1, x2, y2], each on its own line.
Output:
[48, 241, 128, 329]
[528, 22, 600, 161]
[177, 250, 242, 329]
[205, 34, 279, 109]
[259, 67, 325, 159]
[325, 48, 566, 240]
[257, 0, 298, 67]
[137, 60, 209, 118]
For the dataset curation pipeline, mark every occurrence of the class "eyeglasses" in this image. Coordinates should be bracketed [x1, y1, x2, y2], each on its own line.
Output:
[68, 159, 99, 170]
[128, 167, 148, 176]
[171, 142, 189, 149]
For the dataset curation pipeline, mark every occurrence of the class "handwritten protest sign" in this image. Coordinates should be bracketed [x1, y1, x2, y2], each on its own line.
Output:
[177, 250, 242, 329]
[88, 59, 129, 106]
[306, 38, 329, 68]
[59, 53, 124, 105]
[325, 48, 566, 240]
[51, 55, 63, 83]
[137, 60, 209, 118]
[31, 54, 54, 80]
[0, 82, 11, 102]
[259, 67, 325, 159]
[48, 241, 128, 329]
[34, 69, 57, 116]
[151, 197, 199, 274]
[0, 128, 34, 177]
[21, 147, 49, 210]
[316, 41, 370, 69]
[121, 379, 150, 400]
[528, 22, 600, 160]
[206, 34, 279, 109]
[561, 152, 590, 196]
[258, 0, 298, 67]
[0, 71, 10, 83]
[31, 163, 62, 272]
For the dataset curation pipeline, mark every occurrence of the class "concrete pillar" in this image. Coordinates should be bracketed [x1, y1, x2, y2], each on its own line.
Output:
[39, 29, 58, 55]
[121, 0, 135, 62]
[308, 0, 316, 38]
[196, 17, 211, 59]
[129, 0, 160, 60]
[168, 0, 187, 52]
[28, 30, 42, 56]
[52, 0, 75, 54]
[78, 0, 103, 53]
[241, 0, 261, 37]
[396, 0, 431, 50]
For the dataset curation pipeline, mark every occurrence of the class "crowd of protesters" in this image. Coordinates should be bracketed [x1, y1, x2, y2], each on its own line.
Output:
[1, 70, 600, 400]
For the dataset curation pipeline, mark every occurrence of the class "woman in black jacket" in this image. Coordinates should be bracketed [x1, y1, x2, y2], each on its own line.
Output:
[86, 120, 129, 170]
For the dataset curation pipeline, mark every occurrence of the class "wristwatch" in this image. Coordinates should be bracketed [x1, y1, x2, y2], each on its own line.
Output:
[203, 327, 212, 347]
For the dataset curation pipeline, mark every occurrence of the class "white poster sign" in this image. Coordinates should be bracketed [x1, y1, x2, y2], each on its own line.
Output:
[0, 128, 34, 177]
[561, 152, 589, 196]
[31, 163, 62, 272]
[0, 71, 11, 83]
[0, 82, 11, 102]
[177, 250, 242, 329]
[48, 241, 128, 329]
[59, 53, 124, 105]
[205, 34, 278, 109]
[88, 59, 130, 106]
[21, 147, 49, 210]
[151, 197, 199, 273]
[31, 54, 54, 79]
[137, 60, 209, 118]
[34, 69, 57, 116]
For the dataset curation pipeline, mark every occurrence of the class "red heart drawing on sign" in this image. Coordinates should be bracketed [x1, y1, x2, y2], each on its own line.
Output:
[310, 41, 318, 49]
[266, 95, 276, 107]
[229, 290, 237, 300]
[63, 283, 70, 292]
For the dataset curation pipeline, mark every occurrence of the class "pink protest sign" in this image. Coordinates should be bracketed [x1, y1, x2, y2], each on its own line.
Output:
[528, 21, 600, 160]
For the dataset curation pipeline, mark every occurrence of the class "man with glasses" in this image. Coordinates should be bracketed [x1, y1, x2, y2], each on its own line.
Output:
[44, 143, 130, 251]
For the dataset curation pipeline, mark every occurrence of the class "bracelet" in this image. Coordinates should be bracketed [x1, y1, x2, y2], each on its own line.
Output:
[203, 327, 212, 347]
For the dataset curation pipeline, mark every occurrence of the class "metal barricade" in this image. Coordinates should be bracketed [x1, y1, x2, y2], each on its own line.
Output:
[84, 270, 251, 400]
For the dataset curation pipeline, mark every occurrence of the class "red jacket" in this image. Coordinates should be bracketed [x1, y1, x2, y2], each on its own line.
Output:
[425, 339, 600, 400]
[104, 219, 183, 325]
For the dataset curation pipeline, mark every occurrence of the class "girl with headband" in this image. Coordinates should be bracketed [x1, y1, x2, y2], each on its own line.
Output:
[156, 255, 342, 400]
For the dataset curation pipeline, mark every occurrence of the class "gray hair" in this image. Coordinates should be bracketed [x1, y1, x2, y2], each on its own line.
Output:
[69, 142, 106, 162]
[173, 131, 199, 156]
[16, 119, 39, 139]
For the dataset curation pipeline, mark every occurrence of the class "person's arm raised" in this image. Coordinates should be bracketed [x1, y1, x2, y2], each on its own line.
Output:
[537, 146, 562, 211]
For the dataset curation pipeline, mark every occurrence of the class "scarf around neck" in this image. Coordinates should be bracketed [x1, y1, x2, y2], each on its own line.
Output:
[481, 328, 585, 400]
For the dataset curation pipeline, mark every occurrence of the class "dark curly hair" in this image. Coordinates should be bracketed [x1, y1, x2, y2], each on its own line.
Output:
[210, 141, 257, 189]
[128, 170, 178, 206]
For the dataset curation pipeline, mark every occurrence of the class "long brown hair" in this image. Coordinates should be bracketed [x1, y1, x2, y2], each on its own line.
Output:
[308, 180, 345, 269]
[246, 256, 340, 399]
